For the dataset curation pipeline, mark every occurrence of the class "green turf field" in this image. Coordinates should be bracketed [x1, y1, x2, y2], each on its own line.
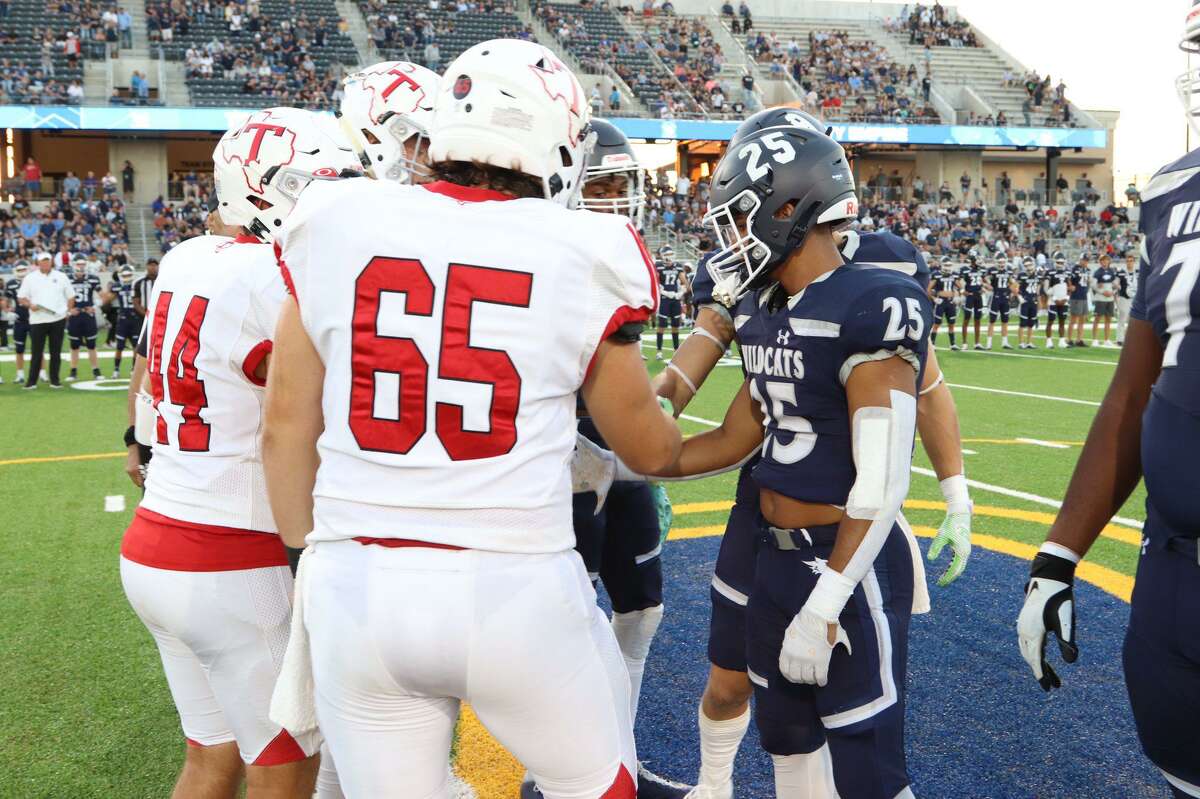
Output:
[0, 334, 1137, 798]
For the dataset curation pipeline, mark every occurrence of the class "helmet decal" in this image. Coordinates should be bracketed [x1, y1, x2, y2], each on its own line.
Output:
[530, 52, 584, 145]
[360, 63, 429, 124]
[220, 110, 297, 195]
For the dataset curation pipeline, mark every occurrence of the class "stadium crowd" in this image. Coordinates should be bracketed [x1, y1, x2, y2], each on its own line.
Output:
[0, 194, 131, 270]
[885, 2, 979, 47]
[151, 172, 217, 253]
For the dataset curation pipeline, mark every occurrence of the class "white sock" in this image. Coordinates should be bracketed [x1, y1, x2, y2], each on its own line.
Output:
[771, 745, 840, 798]
[986, 336, 992, 348]
[15, 371, 24, 382]
[697, 705, 750, 788]
[611, 605, 664, 723]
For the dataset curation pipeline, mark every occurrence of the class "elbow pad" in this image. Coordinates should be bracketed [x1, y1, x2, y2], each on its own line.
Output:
[134, 390, 157, 446]
[841, 389, 917, 585]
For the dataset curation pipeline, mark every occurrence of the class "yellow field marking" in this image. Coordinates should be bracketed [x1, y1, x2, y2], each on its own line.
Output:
[957, 437, 1084, 447]
[0, 451, 125, 467]
[673, 499, 1142, 547]
[454, 704, 523, 798]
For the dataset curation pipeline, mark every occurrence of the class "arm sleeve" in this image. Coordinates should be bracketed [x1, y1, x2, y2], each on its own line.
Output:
[580, 217, 658, 379]
[838, 278, 932, 387]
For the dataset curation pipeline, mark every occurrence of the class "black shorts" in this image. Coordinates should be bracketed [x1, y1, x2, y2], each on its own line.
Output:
[115, 312, 142, 347]
[988, 294, 1010, 322]
[68, 312, 98, 349]
[13, 316, 29, 353]
[934, 299, 956, 325]
[657, 297, 682, 326]
[1019, 299, 1039, 328]
[961, 293, 984, 319]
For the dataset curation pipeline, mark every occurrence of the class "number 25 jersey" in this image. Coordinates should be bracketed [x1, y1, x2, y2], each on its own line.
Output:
[279, 179, 658, 553]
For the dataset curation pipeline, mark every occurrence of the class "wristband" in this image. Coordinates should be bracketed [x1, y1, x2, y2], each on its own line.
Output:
[939, 474, 971, 509]
[1038, 541, 1081, 565]
[1029, 549, 1078, 583]
[123, 425, 138, 448]
[666, 361, 698, 395]
[804, 567, 857, 623]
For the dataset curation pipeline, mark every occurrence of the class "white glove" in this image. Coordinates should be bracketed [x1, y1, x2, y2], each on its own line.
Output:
[779, 606, 851, 687]
[570, 432, 616, 513]
[1016, 547, 1078, 691]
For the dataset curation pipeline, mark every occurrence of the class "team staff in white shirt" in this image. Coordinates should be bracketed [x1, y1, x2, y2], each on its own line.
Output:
[17, 251, 74, 389]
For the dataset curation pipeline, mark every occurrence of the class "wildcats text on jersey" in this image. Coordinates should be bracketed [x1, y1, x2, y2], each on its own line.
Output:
[741, 340, 804, 380]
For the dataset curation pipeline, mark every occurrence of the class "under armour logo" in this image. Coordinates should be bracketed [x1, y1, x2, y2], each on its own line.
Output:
[776, 330, 791, 346]
[1141, 536, 1149, 556]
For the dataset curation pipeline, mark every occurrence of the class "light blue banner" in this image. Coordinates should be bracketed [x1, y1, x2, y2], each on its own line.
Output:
[0, 104, 1107, 149]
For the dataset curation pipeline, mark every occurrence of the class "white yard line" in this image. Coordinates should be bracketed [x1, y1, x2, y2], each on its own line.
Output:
[934, 347, 1117, 366]
[946, 383, 1101, 407]
[1016, 438, 1071, 449]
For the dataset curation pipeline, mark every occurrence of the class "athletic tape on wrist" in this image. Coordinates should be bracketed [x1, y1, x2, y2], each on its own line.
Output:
[939, 473, 971, 507]
[666, 361, 698, 395]
[805, 567, 857, 623]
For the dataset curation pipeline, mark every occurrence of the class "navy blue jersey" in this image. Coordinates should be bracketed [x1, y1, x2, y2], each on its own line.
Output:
[1132, 147, 1200, 413]
[1069, 265, 1091, 299]
[1092, 266, 1117, 298]
[1017, 271, 1041, 300]
[656, 261, 686, 299]
[692, 252, 718, 308]
[931, 269, 957, 297]
[958, 264, 986, 294]
[108, 278, 135, 314]
[70, 273, 102, 308]
[4, 277, 29, 321]
[1044, 267, 1069, 290]
[987, 265, 1012, 293]
[839, 230, 930, 292]
[734, 267, 931, 506]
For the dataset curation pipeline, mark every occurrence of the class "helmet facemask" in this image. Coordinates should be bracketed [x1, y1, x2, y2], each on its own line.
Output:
[702, 189, 781, 307]
[580, 161, 645, 223]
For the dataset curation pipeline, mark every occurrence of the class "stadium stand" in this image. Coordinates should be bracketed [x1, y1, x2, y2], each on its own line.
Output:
[0, 195, 131, 268]
[359, 0, 530, 72]
[151, 173, 215, 253]
[0, 0, 109, 105]
[145, 0, 361, 108]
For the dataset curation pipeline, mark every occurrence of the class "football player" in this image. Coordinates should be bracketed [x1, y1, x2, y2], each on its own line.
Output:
[1043, 250, 1070, 348]
[957, 250, 986, 349]
[4, 261, 31, 384]
[653, 124, 930, 799]
[1091, 253, 1118, 347]
[1016, 256, 1042, 349]
[656, 246, 689, 360]
[67, 256, 103, 381]
[548, 117, 689, 799]
[586, 109, 968, 799]
[1067, 253, 1092, 347]
[1017, 12, 1200, 794]
[985, 252, 1013, 349]
[338, 60, 439, 183]
[1116, 252, 1138, 345]
[929, 255, 959, 350]
[262, 40, 680, 799]
[103, 264, 138, 377]
[119, 107, 362, 799]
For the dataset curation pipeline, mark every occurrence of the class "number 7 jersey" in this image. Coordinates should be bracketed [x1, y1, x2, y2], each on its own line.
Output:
[278, 179, 658, 553]
[1133, 147, 1200, 412]
[140, 233, 288, 532]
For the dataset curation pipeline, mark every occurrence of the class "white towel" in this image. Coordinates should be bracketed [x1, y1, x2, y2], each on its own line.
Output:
[897, 512, 931, 615]
[270, 546, 320, 735]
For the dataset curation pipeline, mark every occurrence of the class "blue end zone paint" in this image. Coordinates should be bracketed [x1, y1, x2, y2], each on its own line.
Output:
[606, 536, 1167, 798]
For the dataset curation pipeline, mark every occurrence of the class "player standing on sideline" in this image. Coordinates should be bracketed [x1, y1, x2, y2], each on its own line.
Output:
[119, 107, 362, 799]
[1018, 13, 1200, 792]
[929, 255, 959, 350]
[958, 250, 986, 349]
[104, 265, 138, 377]
[651, 124, 930, 799]
[656, 246, 689, 360]
[539, 117, 690, 799]
[985, 253, 1013, 349]
[583, 108, 971, 799]
[4, 261, 31, 384]
[131, 257, 159, 322]
[67, 256, 103, 381]
[1016, 256, 1042, 349]
[1066, 252, 1092, 347]
[263, 40, 679, 799]
[1091, 253, 1118, 347]
[1044, 250, 1070, 348]
[1116, 252, 1137, 345]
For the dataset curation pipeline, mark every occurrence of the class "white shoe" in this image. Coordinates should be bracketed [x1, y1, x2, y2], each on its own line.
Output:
[950, 344, 961, 351]
[683, 784, 733, 799]
[111, 369, 120, 379]
[1002, 342, 1013, 349]
[40, 371, 48, 382]
[1045, 339, 1054, 349]
[656, 351, 664, 361]
[14, 372, 24, 383]
[973, 343, 984, 350]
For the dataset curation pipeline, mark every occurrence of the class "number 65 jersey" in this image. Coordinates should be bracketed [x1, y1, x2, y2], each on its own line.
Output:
[139, 233, 288, 533]
[278, 179, 658, 553]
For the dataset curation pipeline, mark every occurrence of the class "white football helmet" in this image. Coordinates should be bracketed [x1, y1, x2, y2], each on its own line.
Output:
[1180, 2, 1200, 137]
[429, 39, 594, 207]
[213, 107, 363, 242]
[340, 61, 439, 183]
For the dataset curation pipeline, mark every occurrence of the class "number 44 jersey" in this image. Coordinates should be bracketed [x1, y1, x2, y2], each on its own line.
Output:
[140, 233, 288, 532]
[279, 179, 658, 553]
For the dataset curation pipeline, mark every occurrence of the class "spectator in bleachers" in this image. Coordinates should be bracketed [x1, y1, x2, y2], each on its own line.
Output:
[23, 158, 42, 200]
[63, 171, 81, 200]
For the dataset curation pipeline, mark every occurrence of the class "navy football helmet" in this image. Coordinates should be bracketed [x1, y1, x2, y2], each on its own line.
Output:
[703, 126, 857, 305]
[580, 119, 645, 223]
[729, 107, 830, 151]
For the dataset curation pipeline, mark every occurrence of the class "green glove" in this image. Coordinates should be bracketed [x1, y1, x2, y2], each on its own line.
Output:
[927, 506, 972, 586]
[649, 483, 673, 544]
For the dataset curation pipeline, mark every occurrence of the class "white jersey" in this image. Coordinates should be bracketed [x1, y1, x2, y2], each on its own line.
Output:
[141, 233, 288, 532]
[279, 179, 657, 553]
